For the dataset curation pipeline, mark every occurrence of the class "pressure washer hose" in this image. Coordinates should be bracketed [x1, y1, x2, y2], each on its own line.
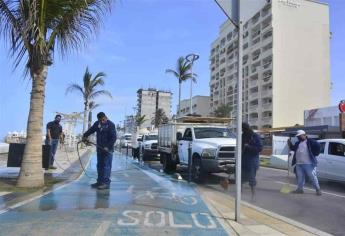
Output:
[76, 140, 138, 180]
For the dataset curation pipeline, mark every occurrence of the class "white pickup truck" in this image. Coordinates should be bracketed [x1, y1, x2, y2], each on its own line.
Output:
[158, 122, 236, 182]
[140, 133, 159, 161]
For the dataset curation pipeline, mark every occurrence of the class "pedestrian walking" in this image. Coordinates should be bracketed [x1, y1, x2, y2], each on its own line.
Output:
[82, 112, 117, 190]
[242, 122, 263, 200]
[219, 123, 263, 197]
[45, 114, 63, 170]
[288, 130, 322, 196]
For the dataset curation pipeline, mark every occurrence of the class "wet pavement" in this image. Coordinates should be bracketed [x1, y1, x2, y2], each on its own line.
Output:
[0, 152, 229, 236]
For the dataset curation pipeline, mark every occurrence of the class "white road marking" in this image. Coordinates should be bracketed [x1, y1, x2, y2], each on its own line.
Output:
[94, 221, 111, 236]
[275, 181, 345, 199]
[126, 185, 134, 193]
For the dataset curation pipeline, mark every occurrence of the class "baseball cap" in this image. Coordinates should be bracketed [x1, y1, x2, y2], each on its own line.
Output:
[295, 130, 306, 137]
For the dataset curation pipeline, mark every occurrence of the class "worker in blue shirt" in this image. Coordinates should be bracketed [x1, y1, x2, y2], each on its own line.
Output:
[83, 112, 117, 190]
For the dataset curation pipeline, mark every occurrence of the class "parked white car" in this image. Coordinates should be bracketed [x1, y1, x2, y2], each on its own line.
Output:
[317, 139, 345, 182]
[289, 139, 345, 183]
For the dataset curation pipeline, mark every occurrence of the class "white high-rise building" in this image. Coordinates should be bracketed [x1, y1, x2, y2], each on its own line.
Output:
[137, 88, 172, 129]
[178, 96, 210, 117]
[210, 0, 331, 129]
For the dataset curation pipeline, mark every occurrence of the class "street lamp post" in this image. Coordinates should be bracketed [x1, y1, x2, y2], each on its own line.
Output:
[185, 53, 199, 115]
[214, 0, 242, 222]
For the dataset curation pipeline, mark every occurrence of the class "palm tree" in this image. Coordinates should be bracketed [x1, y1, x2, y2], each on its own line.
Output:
[66, 67, 112, 135]
[151, 109, 169, 128]
[88, 101, 100, 129]
[213, 104, 232, 118]
[0, 1, 112, 187]
[166, 57, 196, 117]
[135, 115, 147, 129]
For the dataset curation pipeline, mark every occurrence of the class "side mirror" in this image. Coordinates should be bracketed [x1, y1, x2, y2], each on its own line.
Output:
[176, 132, 183, 140]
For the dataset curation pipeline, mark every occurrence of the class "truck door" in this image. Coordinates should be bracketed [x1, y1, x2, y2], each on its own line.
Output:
[178, 128, 193, 164]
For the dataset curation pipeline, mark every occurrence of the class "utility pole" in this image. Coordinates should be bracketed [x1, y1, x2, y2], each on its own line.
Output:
[214, 0, 242, 222]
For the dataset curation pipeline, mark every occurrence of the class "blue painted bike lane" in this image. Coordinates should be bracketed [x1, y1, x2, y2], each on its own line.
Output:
[0, 152, 229, 236]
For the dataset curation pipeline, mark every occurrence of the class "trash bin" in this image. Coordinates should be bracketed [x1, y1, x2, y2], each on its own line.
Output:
[7, 143, 50, 169]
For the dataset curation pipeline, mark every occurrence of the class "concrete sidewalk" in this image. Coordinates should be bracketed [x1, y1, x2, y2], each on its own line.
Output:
[0, 146, 92, 212]
[0, 151, 331, 235]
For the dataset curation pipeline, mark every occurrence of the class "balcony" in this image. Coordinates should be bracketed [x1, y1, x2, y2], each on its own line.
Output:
[263, 62, 272, 70]
[252, 36, 261, 46]
[261, 5, 271, 18]
[252, 12, 261, 26]
[249, 79, 258, 88]
[249, 117, 258, 123]
[262, 116, 272, 123]
[262, 16, 272, 31]
[249, 105, 259, 112]
[261, 89, 272, 97]
[261, 102, 272, 110]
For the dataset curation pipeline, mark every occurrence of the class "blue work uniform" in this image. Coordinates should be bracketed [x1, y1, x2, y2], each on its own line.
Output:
[83, 120, 117, 185]
[242, 132, 263, 187]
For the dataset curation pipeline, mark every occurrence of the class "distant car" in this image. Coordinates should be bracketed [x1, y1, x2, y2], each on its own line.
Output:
[289, 139, 345, 183]
[140, 133, 159, 161]
[120, 133, 132, 148]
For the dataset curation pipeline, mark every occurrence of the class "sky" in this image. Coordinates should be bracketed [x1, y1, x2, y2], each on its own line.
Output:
[0, 0, 344, 139]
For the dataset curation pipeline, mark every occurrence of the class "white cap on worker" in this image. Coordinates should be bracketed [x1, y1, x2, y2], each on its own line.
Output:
[295, 130, 306, 137]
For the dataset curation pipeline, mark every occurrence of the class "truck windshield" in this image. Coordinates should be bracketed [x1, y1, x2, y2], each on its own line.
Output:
[194, 127, 235, 139]
[145, 135, 158, 140]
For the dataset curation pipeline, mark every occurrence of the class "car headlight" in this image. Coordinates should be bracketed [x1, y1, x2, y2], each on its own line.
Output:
[201, 148, 217, 159]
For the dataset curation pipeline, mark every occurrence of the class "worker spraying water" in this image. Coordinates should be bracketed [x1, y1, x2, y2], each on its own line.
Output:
[82, 112, 117, 190]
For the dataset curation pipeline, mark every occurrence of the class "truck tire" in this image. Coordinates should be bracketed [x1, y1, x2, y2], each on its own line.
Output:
[192, 156, 204, 183]
[163, 154, 176, 173]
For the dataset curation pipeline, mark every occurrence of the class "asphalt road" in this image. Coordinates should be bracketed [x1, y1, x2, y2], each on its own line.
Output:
[142, 156, 345, 236]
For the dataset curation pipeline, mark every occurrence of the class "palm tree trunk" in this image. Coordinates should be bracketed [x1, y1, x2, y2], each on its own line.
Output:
[82, 102, 88, 135]
[88, 110, 92, 129]
[178, 81, 182, 118]
[17, 66, 48, 188]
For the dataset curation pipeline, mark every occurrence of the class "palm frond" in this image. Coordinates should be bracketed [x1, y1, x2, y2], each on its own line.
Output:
[65, 83, 84, 96]
[47, 0, 112, 57]
[90, 90, 112, 100]
[89, 101, 100, 110]
[165, 69, 179, 78]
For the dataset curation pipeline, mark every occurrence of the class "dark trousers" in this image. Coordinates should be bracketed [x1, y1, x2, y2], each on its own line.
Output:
[97, 151, 113, 185]
[242, 158, 259, 187]
[45, 139, 59, 166]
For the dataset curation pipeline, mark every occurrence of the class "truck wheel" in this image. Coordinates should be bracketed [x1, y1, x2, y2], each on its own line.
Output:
[192, 156, 204, 183]
[142, 150, 148, 161]
[159, 152, 164, 164]
[163, 155, 175, 173]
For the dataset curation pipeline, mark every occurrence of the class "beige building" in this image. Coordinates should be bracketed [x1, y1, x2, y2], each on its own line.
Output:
[210, 0, 331, 129]
[137, 88, 172, 129]
[178, 96, 210, 117]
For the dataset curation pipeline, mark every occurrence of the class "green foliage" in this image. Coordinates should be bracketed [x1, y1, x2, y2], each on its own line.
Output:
[66, 66, 112, 108]
[213, 104, 232, 118]
[135, 115, 147, 127]
[0, 0, 112, 74]
[151, 108, 169, 127]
